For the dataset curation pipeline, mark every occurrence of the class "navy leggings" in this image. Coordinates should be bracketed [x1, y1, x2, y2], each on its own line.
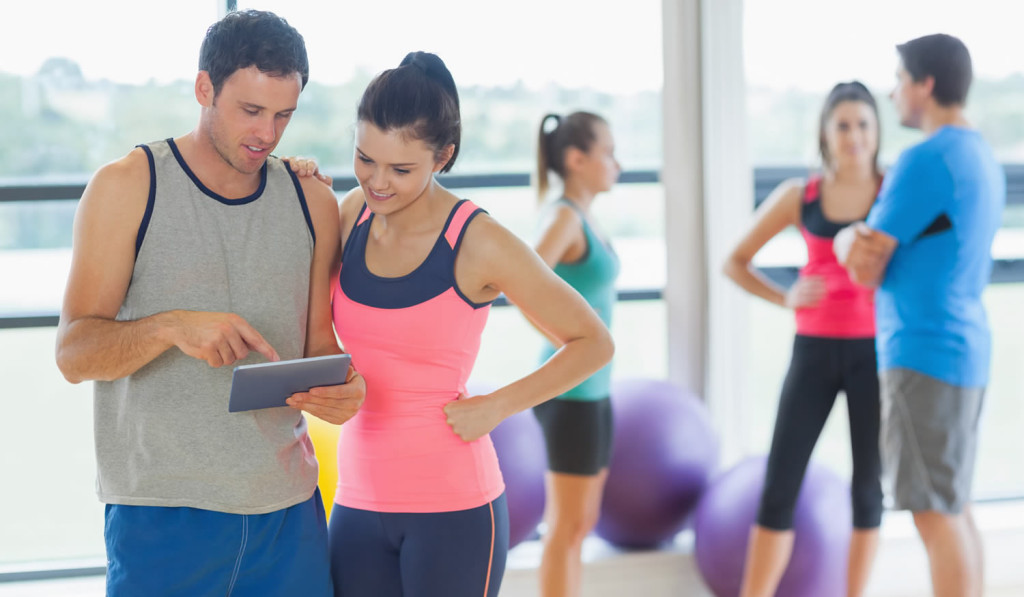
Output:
[757, 335, 884, 530]
[328, 493, 508, 597]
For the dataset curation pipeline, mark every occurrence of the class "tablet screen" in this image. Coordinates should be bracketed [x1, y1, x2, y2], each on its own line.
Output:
[228, 353, 352, 413]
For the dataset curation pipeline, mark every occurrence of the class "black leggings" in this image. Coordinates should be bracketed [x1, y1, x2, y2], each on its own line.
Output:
[757, 335, 883, 530]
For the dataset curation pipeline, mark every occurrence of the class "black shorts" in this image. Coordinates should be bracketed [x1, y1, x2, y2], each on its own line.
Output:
[532, 397, 613, 476]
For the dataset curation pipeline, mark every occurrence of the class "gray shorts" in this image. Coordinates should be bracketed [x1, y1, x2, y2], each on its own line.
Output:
[879, 368, 985, 514]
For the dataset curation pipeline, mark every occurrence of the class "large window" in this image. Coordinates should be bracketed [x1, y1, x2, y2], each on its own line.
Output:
[0, 1, 215, 181]
[0, 0, 663, 572]
[1, 0, 220, 316]
[241, 0, 663, 175]
[0, 0, 220, 568]
[742, 0, 1024, 499]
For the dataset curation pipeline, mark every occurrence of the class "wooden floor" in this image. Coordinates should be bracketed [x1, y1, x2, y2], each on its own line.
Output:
[1, 539, 1021, 597]
[4, 503, 1024, 597]
[1, 566, 1022, 597]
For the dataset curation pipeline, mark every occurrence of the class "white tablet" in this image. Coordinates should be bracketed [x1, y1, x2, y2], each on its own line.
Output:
[228, 353, 352, 413]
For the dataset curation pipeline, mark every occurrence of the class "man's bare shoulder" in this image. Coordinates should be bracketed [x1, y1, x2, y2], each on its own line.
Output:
[292, 171, 338, 212]
[81, 147, 152, 212]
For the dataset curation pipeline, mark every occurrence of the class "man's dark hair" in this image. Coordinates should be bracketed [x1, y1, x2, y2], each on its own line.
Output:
[897, 33, 972, 106]
[199, 9, 309, 96]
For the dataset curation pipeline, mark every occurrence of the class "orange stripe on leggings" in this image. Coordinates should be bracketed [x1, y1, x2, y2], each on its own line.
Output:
[482, 501, 495, 597]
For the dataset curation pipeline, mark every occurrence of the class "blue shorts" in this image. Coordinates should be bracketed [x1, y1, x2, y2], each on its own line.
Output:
[105, 489, 331, 597]
[328, 493, 509, 597]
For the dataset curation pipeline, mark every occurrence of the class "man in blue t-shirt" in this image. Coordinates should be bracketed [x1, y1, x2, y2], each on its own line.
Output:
[836, 34, 1005, 597]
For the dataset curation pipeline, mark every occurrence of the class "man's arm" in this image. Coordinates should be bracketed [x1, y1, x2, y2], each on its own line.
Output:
[836, 147, 950, 288]
[835, 222, 898, 288]
[284, 176, 365, 425]
[299, 177, 342, 361]
[55, 149, 278, 384]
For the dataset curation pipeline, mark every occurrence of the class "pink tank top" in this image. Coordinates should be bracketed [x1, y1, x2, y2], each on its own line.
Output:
[331, 199, 504, 512]
[794, 177, 876, 338]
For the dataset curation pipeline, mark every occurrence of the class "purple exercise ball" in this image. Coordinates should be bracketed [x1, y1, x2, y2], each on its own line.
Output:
[595, 378, 720, 549]
[473, 381, 547, 549]
[693, 455, 852, 597]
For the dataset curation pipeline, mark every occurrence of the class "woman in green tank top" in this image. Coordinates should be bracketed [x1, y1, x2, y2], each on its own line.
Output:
[530, 111, 621, 597]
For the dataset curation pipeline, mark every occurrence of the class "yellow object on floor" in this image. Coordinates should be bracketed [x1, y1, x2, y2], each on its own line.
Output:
[304, 414, 340, 520]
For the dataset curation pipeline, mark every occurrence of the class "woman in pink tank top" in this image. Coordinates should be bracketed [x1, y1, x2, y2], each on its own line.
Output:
[722, 82, 885, 597]
[301, 52, 613, 597]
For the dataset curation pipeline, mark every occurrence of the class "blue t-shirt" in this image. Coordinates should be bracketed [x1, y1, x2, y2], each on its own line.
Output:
[866, 126, 1005, 388]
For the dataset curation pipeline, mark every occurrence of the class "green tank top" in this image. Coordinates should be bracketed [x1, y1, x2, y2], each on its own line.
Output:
[539, 199, 620, 400]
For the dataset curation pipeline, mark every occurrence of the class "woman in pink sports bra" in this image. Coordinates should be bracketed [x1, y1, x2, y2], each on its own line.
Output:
[722, 81, 885, 597]
[296, 51, 613, 597]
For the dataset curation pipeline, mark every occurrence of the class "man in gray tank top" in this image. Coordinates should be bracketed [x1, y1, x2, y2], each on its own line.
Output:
[55, 10, 363, 596]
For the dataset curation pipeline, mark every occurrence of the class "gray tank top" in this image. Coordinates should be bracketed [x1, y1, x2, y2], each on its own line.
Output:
[93, 139, 319, 514]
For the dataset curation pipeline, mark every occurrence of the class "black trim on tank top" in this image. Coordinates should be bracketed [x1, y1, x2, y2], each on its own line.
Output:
[165, 138, 267, 205]
[441, 198, 469, 235]
[284, 161, 316, 245]
[338, 200, 492, 310]
[360, 199, 465, 283]
[135, 144, 158, 260]
[801, 200, 852, 239]
[451, 208, 494, 310]
[801, 181, 858, 239]
[801, 176, 880, 239]
[341, 202, 369, 262]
